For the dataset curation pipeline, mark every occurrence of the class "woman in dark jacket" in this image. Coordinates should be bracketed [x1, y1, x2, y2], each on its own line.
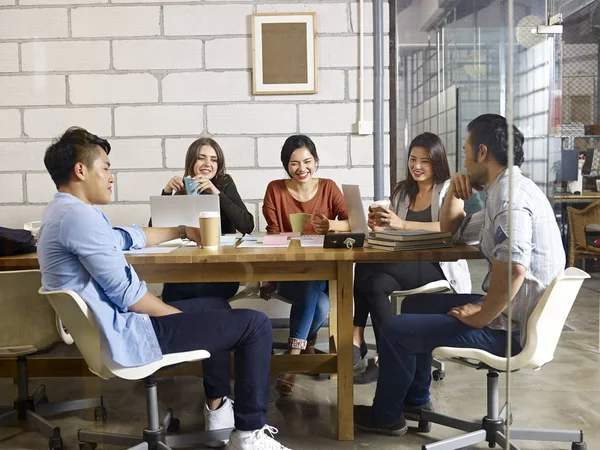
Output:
[158, 137, 254, 302]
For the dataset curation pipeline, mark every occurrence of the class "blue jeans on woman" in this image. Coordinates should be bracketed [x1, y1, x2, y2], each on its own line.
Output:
[277, 280, 329, 349]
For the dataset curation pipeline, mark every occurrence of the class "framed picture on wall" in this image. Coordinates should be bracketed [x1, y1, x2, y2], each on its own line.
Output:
[251, 12, 317, 95]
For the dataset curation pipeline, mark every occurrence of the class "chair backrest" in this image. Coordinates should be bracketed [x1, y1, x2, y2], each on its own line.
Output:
[567, 200, 600, 251]
[38, 288, 113, 379]
[516, 267, 590, 370]
[0, 270, 61, 356]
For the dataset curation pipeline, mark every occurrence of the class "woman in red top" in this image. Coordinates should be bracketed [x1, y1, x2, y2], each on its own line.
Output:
[262, 135, 349, 395]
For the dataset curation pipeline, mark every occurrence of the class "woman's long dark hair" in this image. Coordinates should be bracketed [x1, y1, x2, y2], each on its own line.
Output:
[183, 137, 228, 189]
[392, 132, 450, 207]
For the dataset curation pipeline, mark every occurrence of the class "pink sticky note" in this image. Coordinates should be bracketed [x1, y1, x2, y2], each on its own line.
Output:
[263, 235, 288, 245]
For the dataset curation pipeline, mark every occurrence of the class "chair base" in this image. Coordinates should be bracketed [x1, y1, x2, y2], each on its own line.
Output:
[78, 376, 233, 450]
[419, 371, 586, 450]
[0, 356, 104, 450]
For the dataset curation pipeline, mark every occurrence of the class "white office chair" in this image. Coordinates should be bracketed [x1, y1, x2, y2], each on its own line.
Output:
[418, 268, 589, 450]
[39, 287, 230, 450]
[391, 279, 452, 381]
[0, 270, 104, 450]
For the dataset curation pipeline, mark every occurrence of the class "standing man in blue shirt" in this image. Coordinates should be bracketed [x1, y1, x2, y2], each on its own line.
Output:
[37, 127, 290, 450]
[354, 114, 564, 437]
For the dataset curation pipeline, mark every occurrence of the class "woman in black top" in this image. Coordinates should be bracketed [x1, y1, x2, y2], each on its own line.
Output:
[159, 137, 254, 302]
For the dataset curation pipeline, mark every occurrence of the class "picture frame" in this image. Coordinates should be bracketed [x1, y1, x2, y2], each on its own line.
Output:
[251, 12, 318, 95]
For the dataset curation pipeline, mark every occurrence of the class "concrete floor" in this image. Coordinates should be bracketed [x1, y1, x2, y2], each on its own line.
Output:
[1, 261, 599, 450]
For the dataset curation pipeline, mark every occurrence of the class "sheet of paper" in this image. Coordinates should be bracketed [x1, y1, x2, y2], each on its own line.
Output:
[263, 235, 288, 245]
[124, 247, 176, 254]
[236, 241, 290, 249]
[280, 232, 301, 238]
[300, 236, 324, 247]
[220, 235, 238, 246]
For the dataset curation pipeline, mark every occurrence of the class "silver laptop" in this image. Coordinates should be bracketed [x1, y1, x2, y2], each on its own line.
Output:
[150, 195, 220, 229]
[342, 184, 369, 234]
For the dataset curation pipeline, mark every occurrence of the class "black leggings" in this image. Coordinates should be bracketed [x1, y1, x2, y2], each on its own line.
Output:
[353, 262, 445, 349]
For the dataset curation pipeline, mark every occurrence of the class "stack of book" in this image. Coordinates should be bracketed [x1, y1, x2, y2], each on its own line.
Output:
[365, 229, 453, 251]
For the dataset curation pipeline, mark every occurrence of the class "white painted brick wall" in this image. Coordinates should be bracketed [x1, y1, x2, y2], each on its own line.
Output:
[24, 108, 112, 138]
[0, 76, 65, 107]
[0, 110, 21, 138]
[0, 44, 19, 72]
[26, 173, 56, 204]
[349, 2, 390, 34]
[256, 3, 348, 34]
[117, 170, 179, 201]
[0, 142, 50, 171]
[351, 134, 390, 166]
[0, 174, 23, 203]
[164, 5, 253, 36]
[163, 72, 251, 103]
[21, 0, 106, 5]
[108, 138, 163, 169]
[257, 135, 348, 168]
[0, 9, 68, 40]
[113, 40, 204, 70]
[208, 104, 296, 135]
[205, 38, 250, 69]
[70, 74, 159, 104]
[0, 205, 46, 229]
[165, 137, 255, 169]
[348, 68, 390, 100]
[0, 1, 391, 232]
[22, 41, 110, 72]
[71, 6, 160, 38]
[115, 105, 204, 137]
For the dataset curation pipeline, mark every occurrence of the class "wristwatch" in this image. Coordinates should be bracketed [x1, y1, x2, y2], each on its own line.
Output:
[178, 224, 187, 240]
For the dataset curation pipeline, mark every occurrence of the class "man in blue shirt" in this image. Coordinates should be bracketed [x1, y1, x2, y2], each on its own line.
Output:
[37, 127, 290, 450]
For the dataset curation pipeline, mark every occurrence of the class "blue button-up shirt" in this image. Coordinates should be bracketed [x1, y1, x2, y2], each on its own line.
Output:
[37, 193, 162, 367]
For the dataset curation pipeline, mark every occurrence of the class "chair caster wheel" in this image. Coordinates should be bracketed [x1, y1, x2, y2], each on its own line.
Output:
[432, 370, 445, 381]
[572, 442, 586, 450]
[78, 442, 97, 450]
[168, 417, 181, 432]
[94, 405, 108, 422]
[417, 420, 431, 433]
[48, 436, 63, 450]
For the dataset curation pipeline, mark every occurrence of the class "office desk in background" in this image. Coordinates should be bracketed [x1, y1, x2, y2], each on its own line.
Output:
[0, 240, 482, 441]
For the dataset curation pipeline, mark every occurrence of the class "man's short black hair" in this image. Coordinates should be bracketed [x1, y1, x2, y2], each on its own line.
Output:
[467, 114, 525, 167]
[44, 127, 111, 189]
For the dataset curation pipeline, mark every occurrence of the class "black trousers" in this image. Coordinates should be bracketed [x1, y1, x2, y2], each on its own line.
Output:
[353, 262, 445, 349]
[150, 297, 272, 431]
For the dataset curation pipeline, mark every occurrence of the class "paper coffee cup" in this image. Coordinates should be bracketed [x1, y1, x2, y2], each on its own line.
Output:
[199, 211, 220, 248]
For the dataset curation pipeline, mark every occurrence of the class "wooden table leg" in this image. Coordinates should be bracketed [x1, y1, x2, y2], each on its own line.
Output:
[328, 279, 338, 380]
[336, 261, 354, 440]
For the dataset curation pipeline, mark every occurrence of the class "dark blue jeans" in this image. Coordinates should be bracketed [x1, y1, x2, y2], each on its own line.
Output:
[150, 297, 272, 431]
[162, 282, 240, 303]
[277, 280, 329, 344]
[372, 293, 522, 425]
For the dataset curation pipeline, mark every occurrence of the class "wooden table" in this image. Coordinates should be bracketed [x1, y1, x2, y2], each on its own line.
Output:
[0, 241, 482, 440]
[554, 192, 600, 204]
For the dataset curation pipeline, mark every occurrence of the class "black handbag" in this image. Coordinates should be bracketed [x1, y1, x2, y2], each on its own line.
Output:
[0, 227, 37, 256]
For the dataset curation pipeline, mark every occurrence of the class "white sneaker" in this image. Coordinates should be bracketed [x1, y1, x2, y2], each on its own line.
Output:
[226, 425, 291, 450]
[204, 397, 235, 448]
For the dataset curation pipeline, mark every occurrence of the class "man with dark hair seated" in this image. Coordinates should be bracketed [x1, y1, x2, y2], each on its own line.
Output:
[354, 114, 565, 436]
[37, 127, 290, 450]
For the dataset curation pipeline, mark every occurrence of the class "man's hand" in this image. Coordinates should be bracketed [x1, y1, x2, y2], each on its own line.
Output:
[449, 173, 483, 201]
[260, 281, 277, 300]
[447, 303, 487, 328]
[184, 226, 202, 247]
[311, 211, 331, 234]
